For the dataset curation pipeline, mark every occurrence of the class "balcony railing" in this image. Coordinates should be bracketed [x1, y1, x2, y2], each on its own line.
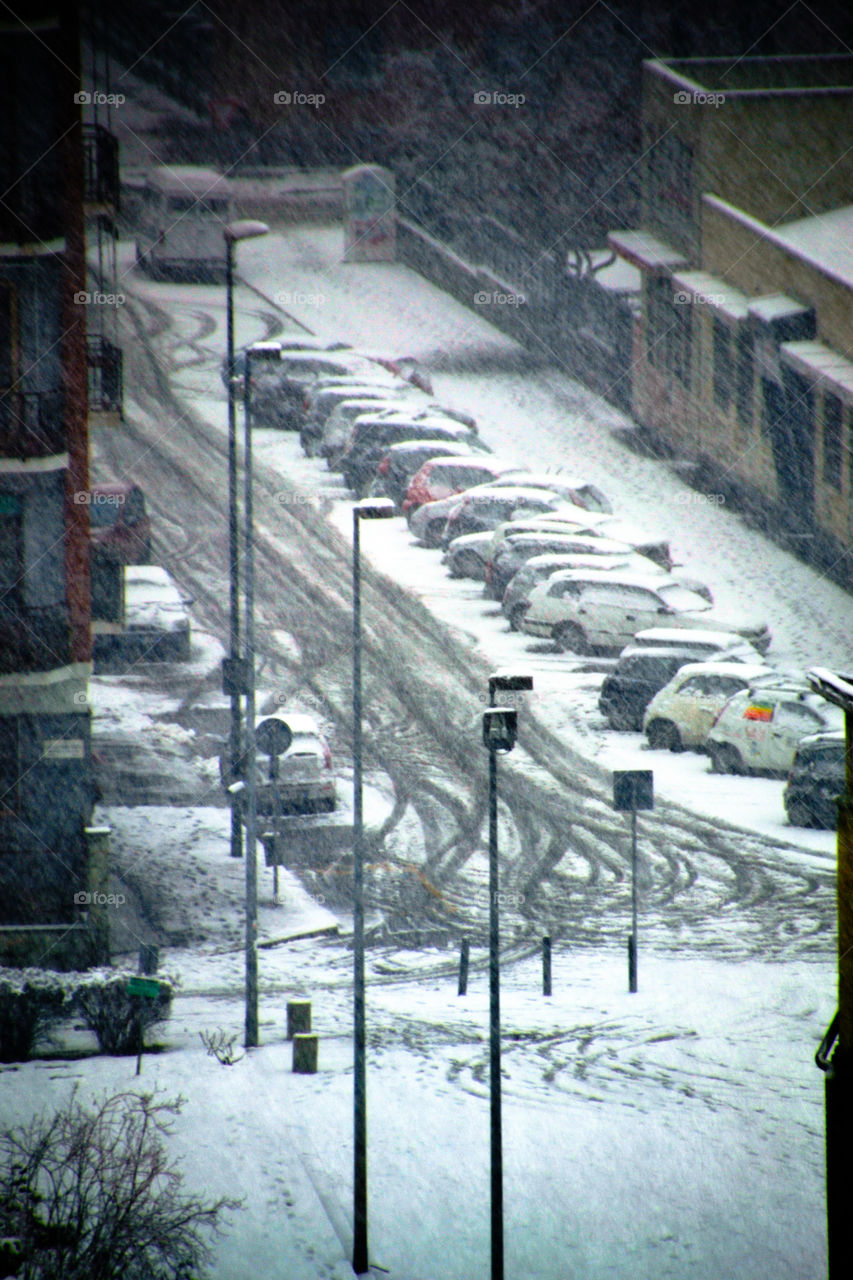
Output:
[0, 603, 72, 674]
[82, 124, 120, 213]
[0, 389, 65, 459]
[86, 336, 123, 420]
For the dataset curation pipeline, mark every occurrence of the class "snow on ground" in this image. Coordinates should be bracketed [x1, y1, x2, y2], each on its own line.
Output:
[0, 927, 831, 1280]
[35, 227, 844, 1277]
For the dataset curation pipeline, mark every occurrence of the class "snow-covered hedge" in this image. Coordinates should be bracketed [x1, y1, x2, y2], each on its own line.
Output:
[0, 968, 175, 1061]
[72, 967, 174, 1055]
[0, 969, 67, 1063]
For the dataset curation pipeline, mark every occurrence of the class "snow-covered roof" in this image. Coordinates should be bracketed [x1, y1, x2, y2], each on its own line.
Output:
[747, 294, 812, 324]
[780, 339, 853, 404]
[607, 229, 688, 272]
[671, 270, 750, 322]
[773, 205, 853, 289]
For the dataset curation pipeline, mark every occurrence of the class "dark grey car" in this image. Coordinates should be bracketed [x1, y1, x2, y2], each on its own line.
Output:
[783, 730, 844, 828]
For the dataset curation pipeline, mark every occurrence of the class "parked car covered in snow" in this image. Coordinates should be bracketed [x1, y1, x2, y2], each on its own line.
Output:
[706, 681, 843, 775]
[89, 483, 152, 564]
[500, 546, 660, 629]
[521, 570, 771, 655]
[439, 486, 571, 545]
[368, 441, 475, 507]
[222, 711, 337, 816]
[122, 565, 192, 662]
[642, 661, 774, 752]
[784, 730, 845, 828]
[598, 646, 716, 733]
[339, 415, 487, 494]
[402, 456, 520, 518]
[484, 472, 613, 514]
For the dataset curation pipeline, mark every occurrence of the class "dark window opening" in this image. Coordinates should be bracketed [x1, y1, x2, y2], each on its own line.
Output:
[0, 495, 24, 608]
[0, 718, 21, 817]
[823, 391, 843, 490]
[713, 319, 733, 410]
[736, 332, 753, 429]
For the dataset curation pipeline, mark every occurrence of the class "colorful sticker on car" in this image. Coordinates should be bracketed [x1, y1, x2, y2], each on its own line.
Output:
[744, 701, 774, 722]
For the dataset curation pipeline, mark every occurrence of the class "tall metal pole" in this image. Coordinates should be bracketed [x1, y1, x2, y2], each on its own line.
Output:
[807, 668, 853, 1279]
[488, 740, 503, 1280]
[225, 236, 242, 860]
[630, 809, 639, 993]
[243, 352, 258, 1048]
[352, 509, 368, 1276]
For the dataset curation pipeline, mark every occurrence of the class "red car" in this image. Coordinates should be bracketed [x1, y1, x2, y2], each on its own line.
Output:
[402, 457, 518, 518]
[88, 483, 152, 563]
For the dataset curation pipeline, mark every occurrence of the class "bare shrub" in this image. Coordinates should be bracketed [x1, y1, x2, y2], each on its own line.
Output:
[0, 1089, 241, 1279]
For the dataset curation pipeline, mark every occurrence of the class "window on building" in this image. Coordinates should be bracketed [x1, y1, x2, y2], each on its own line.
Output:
[0, 280, 19, 390]
[712, 319, 733, 410]
[736, 332, 753, 429]
[823, 391, 843, 490]
[0, 718, 21, 817]
[0, 494, 24, 609]
[646, 276, 674, 371]
[672, 300, 692, 388]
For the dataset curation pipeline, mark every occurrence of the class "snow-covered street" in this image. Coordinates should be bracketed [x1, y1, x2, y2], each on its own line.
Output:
[14, 220, 834, 1276]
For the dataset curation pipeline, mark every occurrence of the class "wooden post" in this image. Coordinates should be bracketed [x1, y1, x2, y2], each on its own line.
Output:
[293, 1033, 318, 1074]
[542, 936, 552, 997]
[287, 1000, 312, 1040]
[139, 944, 159, 974]
[458, 938, 469, 996]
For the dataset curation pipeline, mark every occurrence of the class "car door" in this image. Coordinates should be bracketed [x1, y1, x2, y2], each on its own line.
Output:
[767, 699, 828, 771]
[535, 577, 583, 627]
[694, 673, 756, 744]
[667, 673, 709, 742]
[580, 583, 661, 648]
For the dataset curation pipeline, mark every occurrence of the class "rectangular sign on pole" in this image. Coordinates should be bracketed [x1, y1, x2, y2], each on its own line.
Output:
[613, 770, 654, 812]
[126, 976, 164, 999]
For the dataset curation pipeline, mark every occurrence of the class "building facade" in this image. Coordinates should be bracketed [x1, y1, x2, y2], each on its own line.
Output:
[0, 11, 117, 963]
[609, 55, 853, 583]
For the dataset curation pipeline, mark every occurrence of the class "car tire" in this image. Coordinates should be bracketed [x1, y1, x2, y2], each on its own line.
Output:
[422, 522, 444, 549]
[453, 551, 484, 579]
[553, 623, 590, 655]
[647, 719, 682, 752]
[709, 743, 745, 774]
[508, 604, 528, 632]
[784, 801, 813, 828]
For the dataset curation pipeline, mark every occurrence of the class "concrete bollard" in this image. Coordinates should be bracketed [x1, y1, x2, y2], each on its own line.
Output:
[139, 944, 159, 974]
[458, 938, 469, 996]
[287, 1000, 312, 1040]
[293, 1033, 318, 1074]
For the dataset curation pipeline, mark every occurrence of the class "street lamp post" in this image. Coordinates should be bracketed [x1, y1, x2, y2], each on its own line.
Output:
[484, 670, 533, 1280]
[222, 220, 268, 864]
[352, 497, 395, 1276]
[241, 340, 277, 1048]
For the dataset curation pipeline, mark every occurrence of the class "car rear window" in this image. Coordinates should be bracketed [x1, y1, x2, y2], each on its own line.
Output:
[89, 499, 122, 527]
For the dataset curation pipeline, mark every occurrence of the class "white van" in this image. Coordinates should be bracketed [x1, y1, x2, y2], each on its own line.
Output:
[135, 166, 232, 280]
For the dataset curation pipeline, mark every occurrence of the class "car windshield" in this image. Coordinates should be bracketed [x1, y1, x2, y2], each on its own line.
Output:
[657, 582, 713, 613]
